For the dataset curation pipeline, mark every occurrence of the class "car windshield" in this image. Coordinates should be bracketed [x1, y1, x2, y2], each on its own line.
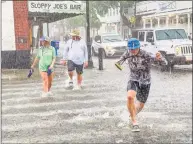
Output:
[102, 35, 123, 43]
[155, 29, 188, 40]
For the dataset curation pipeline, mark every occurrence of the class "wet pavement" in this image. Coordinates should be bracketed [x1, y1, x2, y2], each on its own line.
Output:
[2, 57, 192, 143]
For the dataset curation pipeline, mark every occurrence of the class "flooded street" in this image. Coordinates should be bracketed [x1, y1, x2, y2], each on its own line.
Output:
[2, 58, 192, 143]
[2, 0, 192, 143]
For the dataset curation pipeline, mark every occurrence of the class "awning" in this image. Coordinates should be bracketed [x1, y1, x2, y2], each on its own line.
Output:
[28, 1, 86, 23]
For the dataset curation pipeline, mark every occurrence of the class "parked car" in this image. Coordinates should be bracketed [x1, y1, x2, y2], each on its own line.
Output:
[132, 28, 192, 71]
[91, 33, 127, 58]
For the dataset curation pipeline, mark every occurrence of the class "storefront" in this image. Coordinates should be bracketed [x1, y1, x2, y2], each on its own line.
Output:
[2, 1, 85, 69]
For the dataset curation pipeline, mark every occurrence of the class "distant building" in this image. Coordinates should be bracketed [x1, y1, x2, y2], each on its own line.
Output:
[97, 8, 121, 36]
[134, 1, 192, 35]
[99, 1, 192, 39]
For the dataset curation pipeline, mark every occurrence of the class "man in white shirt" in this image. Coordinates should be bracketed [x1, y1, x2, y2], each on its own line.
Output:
[61, 29, 88, 90]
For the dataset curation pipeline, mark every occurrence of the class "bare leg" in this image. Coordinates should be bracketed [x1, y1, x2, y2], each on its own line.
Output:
[77, 73, 82, 86]
[40, 72, 49, 92]
[68, 71, 73, 80]
[127, 90, 137, 125]
[129, 101, 145, 117]
[135, 101, 145, 115]
[67, 71, 74, 88]
[48, 72, 54, 91]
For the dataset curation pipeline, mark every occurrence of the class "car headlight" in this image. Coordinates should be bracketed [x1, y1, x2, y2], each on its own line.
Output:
[106, 46, 112, 50]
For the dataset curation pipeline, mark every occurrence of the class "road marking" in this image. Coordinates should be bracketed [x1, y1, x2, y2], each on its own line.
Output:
[2, 105, 125, 117]
[2, 98, 124, 110]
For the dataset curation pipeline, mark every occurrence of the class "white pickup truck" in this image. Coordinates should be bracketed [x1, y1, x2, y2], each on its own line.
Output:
[132, 28, 192, 71]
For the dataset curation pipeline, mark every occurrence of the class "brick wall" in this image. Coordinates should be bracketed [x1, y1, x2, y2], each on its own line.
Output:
[13, 1, 30, 50]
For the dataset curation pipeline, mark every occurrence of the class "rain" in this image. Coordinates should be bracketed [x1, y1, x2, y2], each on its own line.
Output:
[1, 1, 192, 143]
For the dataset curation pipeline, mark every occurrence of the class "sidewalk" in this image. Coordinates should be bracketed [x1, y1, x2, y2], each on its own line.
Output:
[1, 57, 104, 81]
[2, 44, 63, 81]
[2, 68, 41, 81]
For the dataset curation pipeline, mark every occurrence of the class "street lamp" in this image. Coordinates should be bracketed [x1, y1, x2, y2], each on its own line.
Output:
[86, 0, 94, 68]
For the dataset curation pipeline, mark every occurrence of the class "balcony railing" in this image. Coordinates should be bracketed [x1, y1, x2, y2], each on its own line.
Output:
[136, 1, 191, 15]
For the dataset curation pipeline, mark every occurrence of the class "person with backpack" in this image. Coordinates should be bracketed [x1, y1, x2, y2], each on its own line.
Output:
[60, 29, 88, 90]
[116, 38, 161, 132]
[31, 36, 56, 97]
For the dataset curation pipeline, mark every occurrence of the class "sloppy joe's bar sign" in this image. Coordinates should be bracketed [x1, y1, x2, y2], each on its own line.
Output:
[28, 1, 86, 14]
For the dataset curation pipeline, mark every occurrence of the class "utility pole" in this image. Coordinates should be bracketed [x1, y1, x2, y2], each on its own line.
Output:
[134, 1, 137, 28]
[86, 0, 94, 68]
[47, 22, 49, 37]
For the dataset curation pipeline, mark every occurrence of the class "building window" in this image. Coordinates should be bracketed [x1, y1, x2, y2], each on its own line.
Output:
[124, 29, 129, 39]
[160, 19, 166, 25]
[116, 8, 119, 15]
[178, 15, 187, 24]
[146, 32, 154, 42]
[139, 32, 145, 41]
[173, 18, 176, 24]
[128, 4, 133, 8]
[113, 9, 115, 16]
[109, 9, 112, 16]
[123, 8, 128, 14]
[185, 17, 188, 24]
[169, 18, 173, 25]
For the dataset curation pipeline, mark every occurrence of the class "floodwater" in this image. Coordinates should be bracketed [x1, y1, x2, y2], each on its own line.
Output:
[2, 57, 192, 143]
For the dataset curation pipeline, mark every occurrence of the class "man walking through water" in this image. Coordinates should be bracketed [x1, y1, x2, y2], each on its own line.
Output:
[61, 29, 88, 90]
[117, 38, 161, 132]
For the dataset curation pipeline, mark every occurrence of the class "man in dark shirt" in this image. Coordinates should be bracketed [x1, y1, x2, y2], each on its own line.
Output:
[118, 38, 161, 132]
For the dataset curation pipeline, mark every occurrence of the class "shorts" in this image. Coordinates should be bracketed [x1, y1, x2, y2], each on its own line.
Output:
[67, 60, 84, 74]
[127, 80, 151, 103]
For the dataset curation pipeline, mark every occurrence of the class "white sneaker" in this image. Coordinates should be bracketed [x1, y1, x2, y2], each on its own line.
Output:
[131, 124, 140, 132]
[47, 91, 53, 96]
[67, 80, 73, 88]
[41, 92, 49, 97]
[73, 85, 82, 90]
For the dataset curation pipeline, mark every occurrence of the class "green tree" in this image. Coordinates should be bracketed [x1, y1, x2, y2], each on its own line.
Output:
[64, 2, 102, 30]
[65, 1, 136, 32]
[89, 8, 101, 29]
[91, 1, 136, 28]
[65, 15, 85, 30]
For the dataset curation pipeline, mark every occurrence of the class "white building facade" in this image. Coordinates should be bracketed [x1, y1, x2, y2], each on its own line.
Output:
[97, 8, 121, 35]
[2, 1, 16, 52]
[136, 1, 192, 35]
[101, 1, 192, 39]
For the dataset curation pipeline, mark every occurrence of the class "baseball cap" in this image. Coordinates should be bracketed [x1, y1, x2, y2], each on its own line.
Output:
[40, 36, 50, 42]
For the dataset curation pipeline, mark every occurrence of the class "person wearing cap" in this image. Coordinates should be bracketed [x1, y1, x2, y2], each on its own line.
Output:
[31, 36, 56, 97]
[118, 38, 161, 132]
[61, 29, 88, 90]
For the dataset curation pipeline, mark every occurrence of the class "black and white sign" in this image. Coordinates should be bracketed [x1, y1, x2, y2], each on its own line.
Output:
[28, 1, 86, 14]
